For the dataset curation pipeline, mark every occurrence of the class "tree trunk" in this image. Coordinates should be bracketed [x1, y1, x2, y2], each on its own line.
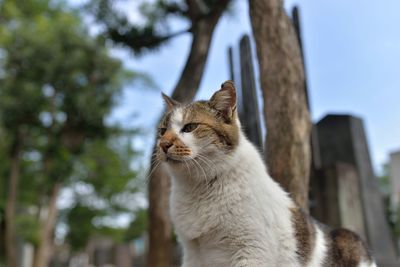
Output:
[5, 132, 23, 267]
[33, 183, 60, 267]
[147, 2, 230, 266]
[249, 0, 311, 210]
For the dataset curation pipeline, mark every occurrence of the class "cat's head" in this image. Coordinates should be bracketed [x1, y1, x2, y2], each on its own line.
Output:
[156, 81, 240, 172]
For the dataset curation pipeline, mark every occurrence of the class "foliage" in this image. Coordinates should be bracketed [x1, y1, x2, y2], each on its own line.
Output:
[86, 0, 232, 54]
[0, 0, 147, 257]
[15, 215, 40, 245]
[86, 0, 187, 54]
[65, 204, 101, 250]
[125, 208, 148, 241]
[378, 164, 400, 241]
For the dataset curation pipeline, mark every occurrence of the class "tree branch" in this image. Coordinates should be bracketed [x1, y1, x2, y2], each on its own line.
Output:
[107, 26, 191, 54]
[99, 0, 230, 54]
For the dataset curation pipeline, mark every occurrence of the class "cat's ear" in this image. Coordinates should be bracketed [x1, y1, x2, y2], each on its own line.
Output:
[209, 80, 237, 121]
[161, 92, 180, 111]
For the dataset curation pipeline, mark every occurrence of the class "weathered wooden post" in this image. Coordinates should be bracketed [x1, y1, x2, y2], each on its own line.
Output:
[227, 46, 235, 82]
[292, 6, 322, 169]
[238, 35, 263, 150]
[292, 6, 310, 110]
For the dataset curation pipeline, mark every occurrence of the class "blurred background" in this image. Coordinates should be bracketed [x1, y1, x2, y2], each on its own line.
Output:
[0, 0, 400, 267]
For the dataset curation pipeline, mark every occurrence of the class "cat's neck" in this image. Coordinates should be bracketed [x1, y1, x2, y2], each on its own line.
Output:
[167, 131, 280, 194]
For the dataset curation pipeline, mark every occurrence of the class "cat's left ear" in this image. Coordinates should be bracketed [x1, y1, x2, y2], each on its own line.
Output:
[161, 92, 180, 111]
[209, 80, 237, 121]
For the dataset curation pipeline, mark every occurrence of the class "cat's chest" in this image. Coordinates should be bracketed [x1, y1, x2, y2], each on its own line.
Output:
[170, 178, 248, 240]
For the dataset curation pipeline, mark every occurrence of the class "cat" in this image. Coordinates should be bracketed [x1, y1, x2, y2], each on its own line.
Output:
[156, 80, 376, 267]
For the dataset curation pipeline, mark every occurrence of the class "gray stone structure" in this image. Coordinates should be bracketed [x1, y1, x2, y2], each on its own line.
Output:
[312, 114, 398, 266]
[312, 163, 367, 240]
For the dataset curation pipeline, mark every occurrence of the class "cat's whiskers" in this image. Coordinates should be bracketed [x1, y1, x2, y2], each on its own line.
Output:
[187, 160, 202, 183]
[197, 140, 238, 171]
[187, 158, 201, 181]
[195, 154, 217, 177]
[149, 151, 161, 166]
[191, 157, 208, 184]
[143, 153, 162, 185]
[200, 151, 236, 173]
[192, 157, 208, 177]
[182, 158, 192, 179]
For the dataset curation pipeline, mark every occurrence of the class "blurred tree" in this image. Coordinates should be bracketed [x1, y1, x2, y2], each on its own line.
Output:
[0, 128, 8, 266]
[124, 209, 148, 241]
[249, 0, 312, 210]
[62, 137, 144, 251]
[66, 204, 101, 251]
[87, 1, 232, 266]
[378, 165, 400, 246]
[0, 0, 143, 266]
[64, 206, 148, 251]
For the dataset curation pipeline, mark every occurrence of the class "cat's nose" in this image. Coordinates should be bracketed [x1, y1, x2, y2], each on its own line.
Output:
[160, 141, 173, 153]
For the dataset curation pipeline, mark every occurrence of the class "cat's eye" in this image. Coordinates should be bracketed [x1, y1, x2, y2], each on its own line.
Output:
[181, 123, 198, 133]
[158, 127, 167, 136]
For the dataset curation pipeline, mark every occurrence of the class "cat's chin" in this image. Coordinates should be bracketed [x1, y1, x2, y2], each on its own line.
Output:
[165, 156, 184, 164]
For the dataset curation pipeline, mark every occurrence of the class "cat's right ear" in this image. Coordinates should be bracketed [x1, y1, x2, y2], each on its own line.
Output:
[209, 80, 237, 121]
[161, 92, 180, 111]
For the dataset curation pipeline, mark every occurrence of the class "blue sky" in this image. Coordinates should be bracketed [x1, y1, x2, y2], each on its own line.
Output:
[109, 0, 400, 174]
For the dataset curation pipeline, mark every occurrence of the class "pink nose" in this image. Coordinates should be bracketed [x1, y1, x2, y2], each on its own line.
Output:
[160, 141, 172, 153]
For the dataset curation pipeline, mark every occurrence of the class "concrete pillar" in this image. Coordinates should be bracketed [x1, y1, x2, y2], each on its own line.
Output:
[314, 114, 398, 265]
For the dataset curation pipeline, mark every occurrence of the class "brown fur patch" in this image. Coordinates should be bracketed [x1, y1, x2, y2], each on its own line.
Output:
[325, 228, 372, 267]
[290, 211, 374, 266]
[291, 207, 316, 265]
[159, 111, 173, 128]
[181, 101, 239, 151]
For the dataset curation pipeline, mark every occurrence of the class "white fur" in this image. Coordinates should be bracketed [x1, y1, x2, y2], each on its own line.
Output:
[359, 261, 377, 267]
[170, 108, 184, 134]
[171, 108, 199, 156]
[307, 227, 327, 267]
